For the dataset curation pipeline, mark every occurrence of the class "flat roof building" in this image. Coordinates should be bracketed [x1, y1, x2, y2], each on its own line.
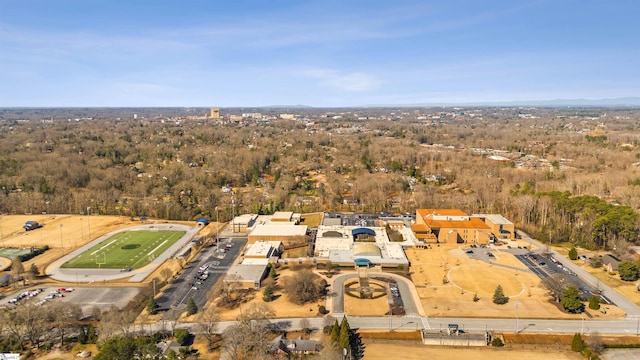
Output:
[244, 240, 283, 258]
[248, 223, 308, 246]
[225, 264, 268, 289]
[472, 214, 515, 240]
[315, 225, 408, 267]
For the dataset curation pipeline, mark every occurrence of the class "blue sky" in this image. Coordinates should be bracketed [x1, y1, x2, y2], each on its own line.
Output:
[0, 0, 638, 107]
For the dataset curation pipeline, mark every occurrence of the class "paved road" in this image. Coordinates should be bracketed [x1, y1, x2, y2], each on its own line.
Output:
[156, 237, 246, 311]
[147, 314, 640, 336]
[518, 231, 640, 318]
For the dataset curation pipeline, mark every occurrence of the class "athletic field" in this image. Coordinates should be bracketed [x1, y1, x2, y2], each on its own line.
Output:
[61, 230, 186, 269]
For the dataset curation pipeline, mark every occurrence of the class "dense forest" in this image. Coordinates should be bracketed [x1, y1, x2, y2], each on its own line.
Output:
[1, 107, 640, 250]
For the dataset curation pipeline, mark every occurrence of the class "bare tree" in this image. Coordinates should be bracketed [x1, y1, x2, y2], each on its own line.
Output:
[48, 301, 83, 346]
[17, 303, 47, 349]
[223, 303, 276, 360]
[164, 307, 183, 336]
[195, 307, 220, 352]
[542, 273, 572, 302]
[283, 269, 327, 305]
[161, 267, 173, 283]
[11, 257, 25, 288]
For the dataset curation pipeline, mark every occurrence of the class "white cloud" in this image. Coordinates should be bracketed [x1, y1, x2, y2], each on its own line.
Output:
[297, 68, 382, 92]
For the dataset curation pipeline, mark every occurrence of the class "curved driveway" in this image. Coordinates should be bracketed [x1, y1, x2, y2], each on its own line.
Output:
[331, 272, 426, 317]
[46, 223, 200, 283]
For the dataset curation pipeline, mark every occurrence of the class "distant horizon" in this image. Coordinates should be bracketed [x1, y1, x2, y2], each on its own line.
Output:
[2, 96, 640, 109]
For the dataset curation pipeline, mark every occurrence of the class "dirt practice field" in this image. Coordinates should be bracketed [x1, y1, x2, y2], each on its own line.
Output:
[61, 230, 185, 269]
[405, 245, 624, 319]
[362, 342, 582, 360]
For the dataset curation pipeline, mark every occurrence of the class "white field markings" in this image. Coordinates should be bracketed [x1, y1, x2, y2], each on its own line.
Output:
[128, 232, 182, 268]
[90, 238, 119, 256]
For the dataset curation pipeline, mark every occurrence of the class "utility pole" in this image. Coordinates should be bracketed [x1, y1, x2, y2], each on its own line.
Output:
[87, 207, 92, 240]
[215, 206, 220, 251]
[231, 193, 235, 233]
[515, 302, 520, 334]
[59, 224, 64, 256]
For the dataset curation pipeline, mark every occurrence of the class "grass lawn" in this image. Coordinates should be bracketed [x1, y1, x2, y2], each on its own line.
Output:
[61, 230, 185, 269]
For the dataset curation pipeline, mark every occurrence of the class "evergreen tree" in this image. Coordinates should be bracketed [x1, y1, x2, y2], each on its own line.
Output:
[588, 295, 601, 310]
[78, 326, 88, 344]
[269, 265, 277, 279]
[568, 247, 578, 260]
[174, 329, 190, 346]
[262, 285, 274, 302]
[339, 318, 350, 353]
[29, 263, 39, 278]
[561, 286, 584, 313]
[571, 333, 585, 352]
[350, 328, 365, 360]
[186, 297, 198, 315]
[330, 320, 340, 347]
[146, 296, 159, 315]
[87, 324, 98, 344]
[618, 261, 640, 281]
[493, 285, 509, 304]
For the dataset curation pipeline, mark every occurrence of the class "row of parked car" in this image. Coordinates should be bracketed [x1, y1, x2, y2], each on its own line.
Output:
[7, 287, 73, 305]
[389, 284, 400, 297]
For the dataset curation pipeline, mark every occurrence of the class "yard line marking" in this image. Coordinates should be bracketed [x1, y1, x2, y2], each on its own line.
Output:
[148, 239, 168, 256]
[90, 239, 118, 255]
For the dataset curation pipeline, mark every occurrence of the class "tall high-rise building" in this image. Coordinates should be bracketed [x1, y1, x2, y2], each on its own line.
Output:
[210, 108, 220, 119]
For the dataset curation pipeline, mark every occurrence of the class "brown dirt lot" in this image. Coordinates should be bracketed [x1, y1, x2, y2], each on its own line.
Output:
[405, 245, 625, 319]
[362, 341, 582, 360]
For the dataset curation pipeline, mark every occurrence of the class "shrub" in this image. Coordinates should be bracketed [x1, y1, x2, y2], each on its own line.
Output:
[491, 337, 504, 347]
[588, 296, 600, 310]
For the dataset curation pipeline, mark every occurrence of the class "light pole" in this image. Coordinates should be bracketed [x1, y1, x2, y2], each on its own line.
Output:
[231, 193, 235, 233]
[87, 207, 91, 239]
[581, 313, 585, 334]
[80, 217, 84, 242]
[215, 206, 219, 251]
[59, 224, 64, 256]
[515, 302, 520, 334]
[0, 215, 3, 241]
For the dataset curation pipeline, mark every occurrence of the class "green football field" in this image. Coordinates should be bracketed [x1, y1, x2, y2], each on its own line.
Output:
[61, 230, 186, 269]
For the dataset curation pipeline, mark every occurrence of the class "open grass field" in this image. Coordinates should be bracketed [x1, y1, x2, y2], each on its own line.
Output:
[61, 230, 185, 269]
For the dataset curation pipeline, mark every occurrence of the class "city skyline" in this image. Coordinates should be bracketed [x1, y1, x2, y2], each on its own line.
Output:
[1, 0, 638, 107]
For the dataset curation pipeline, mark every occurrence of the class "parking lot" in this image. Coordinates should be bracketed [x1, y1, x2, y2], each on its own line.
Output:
[4, 285, 140, 317]
[513, 251, 611, 303]
[155, 237, 247, 311]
